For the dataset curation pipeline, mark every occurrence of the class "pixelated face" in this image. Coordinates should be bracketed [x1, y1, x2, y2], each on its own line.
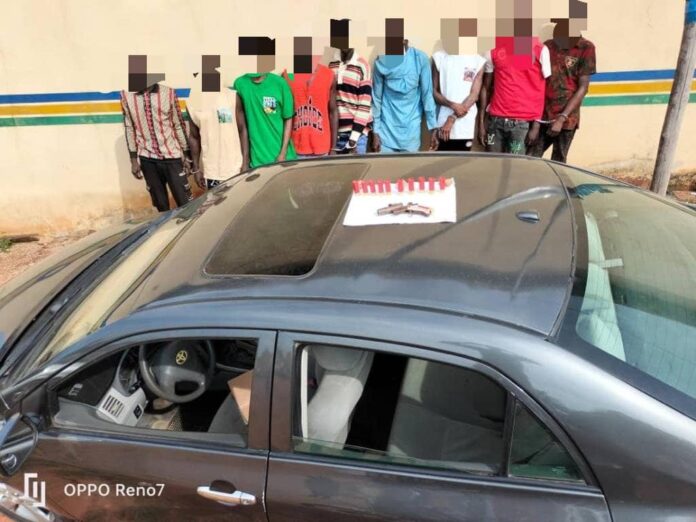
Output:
[128, 55, 165, 92]
[569, 15, 587, 36]
[201, 55, 220, 92]
[441, 18, 479, 55]
[552, 0, 588, 44]
[330, 19, 350, 50]
[238, 37, 276, 73]
[293, 37, 313, 74]
[385, 18, 405, 55]
[459, 37, 479, 55]
[567, 0, 588, 36]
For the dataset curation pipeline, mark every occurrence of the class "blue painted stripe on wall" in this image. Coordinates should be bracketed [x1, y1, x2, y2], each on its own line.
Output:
[0, 89, 191, 104]
[688, 0, 696, 24]
[593, 70, 696, 82]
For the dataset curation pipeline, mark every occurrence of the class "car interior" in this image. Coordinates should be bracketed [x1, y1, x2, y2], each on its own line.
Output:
[50, 338, 581, 481]
[576, 197, 696, 401]
[295, 344, 508, 475]
[53, 339, 256, 445]
[294, 344, 583, 482]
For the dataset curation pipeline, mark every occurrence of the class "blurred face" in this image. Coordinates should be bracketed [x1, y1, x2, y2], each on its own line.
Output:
[459, 36, 479, 55]
[553, 16, 586, 47]
[569, 16, 587, 37]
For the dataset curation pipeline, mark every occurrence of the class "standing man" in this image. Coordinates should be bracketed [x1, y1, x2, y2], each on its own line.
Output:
[233, 72, 296, 169]
[329, 48, 373, 154]
[120, 81, 193, 211]
[372, 40, 438, 153]
[478, 13, 551, 155]
[283, 64, 339, 158]
[431, 45, 487, 152]
[186, 85, 244, 189]
[527, 12, 596, 163]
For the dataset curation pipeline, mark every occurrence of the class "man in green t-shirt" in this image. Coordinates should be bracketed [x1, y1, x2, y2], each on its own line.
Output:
[233, 73, 296, 169]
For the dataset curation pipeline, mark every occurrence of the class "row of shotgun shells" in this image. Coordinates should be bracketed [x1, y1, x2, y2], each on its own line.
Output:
[352, 177, 453, 195]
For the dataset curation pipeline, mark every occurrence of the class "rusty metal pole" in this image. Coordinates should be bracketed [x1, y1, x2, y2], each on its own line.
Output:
[651, 0, 696, 196]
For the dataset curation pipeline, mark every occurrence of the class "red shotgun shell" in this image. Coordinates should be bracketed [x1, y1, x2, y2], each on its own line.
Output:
[397, 179, 405, 192]
[418, 176, 425, 190]
[428, 177, 435, 191]
[352, 180, 360, 193]
[439, 177, 446, 190]
[408, 178, 415, 191]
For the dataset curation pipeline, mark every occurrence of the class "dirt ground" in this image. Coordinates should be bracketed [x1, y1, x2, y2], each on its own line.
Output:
[0, 235, 84, 287]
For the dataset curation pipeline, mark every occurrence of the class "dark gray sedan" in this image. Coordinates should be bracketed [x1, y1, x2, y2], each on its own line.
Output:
[0, 154, 694, 522]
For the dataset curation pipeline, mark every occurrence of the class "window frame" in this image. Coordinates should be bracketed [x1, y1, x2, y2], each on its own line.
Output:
[272, 331, 599, 490]
[43, 327, 276, 454]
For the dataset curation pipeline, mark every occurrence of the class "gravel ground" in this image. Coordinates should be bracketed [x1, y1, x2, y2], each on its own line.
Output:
[0, 235, 84, 287]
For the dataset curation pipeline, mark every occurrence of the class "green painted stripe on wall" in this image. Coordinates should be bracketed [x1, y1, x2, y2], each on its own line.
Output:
[0, 114, 124, 127]
[0, 112, 190, 127]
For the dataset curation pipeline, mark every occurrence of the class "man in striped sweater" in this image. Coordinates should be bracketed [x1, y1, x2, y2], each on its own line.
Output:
[329, 48, 372, 154]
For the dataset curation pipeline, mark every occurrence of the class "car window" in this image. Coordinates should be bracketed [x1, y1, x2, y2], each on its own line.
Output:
[53, 338, 257, 447]
[293, 343, 584, 482]
[558, 166, 696, 404]
[509, 402, 583, 482]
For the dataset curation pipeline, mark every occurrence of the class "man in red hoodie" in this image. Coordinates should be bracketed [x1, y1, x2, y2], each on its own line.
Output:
[478, 2, 551, 155]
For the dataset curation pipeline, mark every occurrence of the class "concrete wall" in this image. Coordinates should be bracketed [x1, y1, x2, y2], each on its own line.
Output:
[1, 0, 695, 234]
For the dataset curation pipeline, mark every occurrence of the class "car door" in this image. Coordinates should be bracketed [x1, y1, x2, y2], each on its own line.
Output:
[1, 328, 274, 522]
[265, 332, 612, 522]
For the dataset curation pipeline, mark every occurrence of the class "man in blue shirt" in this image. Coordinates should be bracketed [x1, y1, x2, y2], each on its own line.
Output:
[371, 42, 438, 153]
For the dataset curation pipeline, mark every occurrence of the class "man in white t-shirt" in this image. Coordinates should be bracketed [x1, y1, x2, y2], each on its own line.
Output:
[186, 87, 244, 189]
[431, 50, 487, 152]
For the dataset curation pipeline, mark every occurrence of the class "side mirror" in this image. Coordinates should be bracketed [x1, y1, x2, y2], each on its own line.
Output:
[0, 413, 39, 477]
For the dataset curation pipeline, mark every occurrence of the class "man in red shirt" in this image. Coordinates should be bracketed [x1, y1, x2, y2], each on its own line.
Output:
[478, 11, 552, 155]
[528, 5, 596, 163]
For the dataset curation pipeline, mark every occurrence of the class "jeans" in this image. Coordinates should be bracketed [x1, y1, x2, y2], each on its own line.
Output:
[139, 157, 192, 212]
[485, 116, 530, 155]
[527, 125, 577, 163]
[336, 133, 368, 155]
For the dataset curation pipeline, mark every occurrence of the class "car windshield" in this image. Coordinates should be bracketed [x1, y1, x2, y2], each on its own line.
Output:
[560, 167, 696, 402]
[27, 217, 187, 372]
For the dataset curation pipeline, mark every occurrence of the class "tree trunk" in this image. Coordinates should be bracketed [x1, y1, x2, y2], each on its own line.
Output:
[651, 13, 696, 196]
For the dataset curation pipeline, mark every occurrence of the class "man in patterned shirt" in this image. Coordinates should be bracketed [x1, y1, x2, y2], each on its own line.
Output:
[120, 81, 193, 211]
[528, 1, 596, 163]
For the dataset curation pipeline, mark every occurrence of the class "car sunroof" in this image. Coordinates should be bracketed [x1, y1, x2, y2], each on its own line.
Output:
[205, 162, 366, 276]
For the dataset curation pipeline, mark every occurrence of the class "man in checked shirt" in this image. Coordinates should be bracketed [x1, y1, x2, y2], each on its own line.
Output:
[120, 80, 194, 212]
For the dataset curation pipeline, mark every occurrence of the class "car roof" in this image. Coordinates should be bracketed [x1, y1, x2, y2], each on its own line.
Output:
[111, 154, 576, 336]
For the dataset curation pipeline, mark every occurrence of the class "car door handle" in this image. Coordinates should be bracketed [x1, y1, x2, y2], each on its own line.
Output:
[196, 486, 256, 507]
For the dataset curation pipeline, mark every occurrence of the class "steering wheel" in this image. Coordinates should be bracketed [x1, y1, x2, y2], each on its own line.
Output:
[138, 340, 216, 403]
